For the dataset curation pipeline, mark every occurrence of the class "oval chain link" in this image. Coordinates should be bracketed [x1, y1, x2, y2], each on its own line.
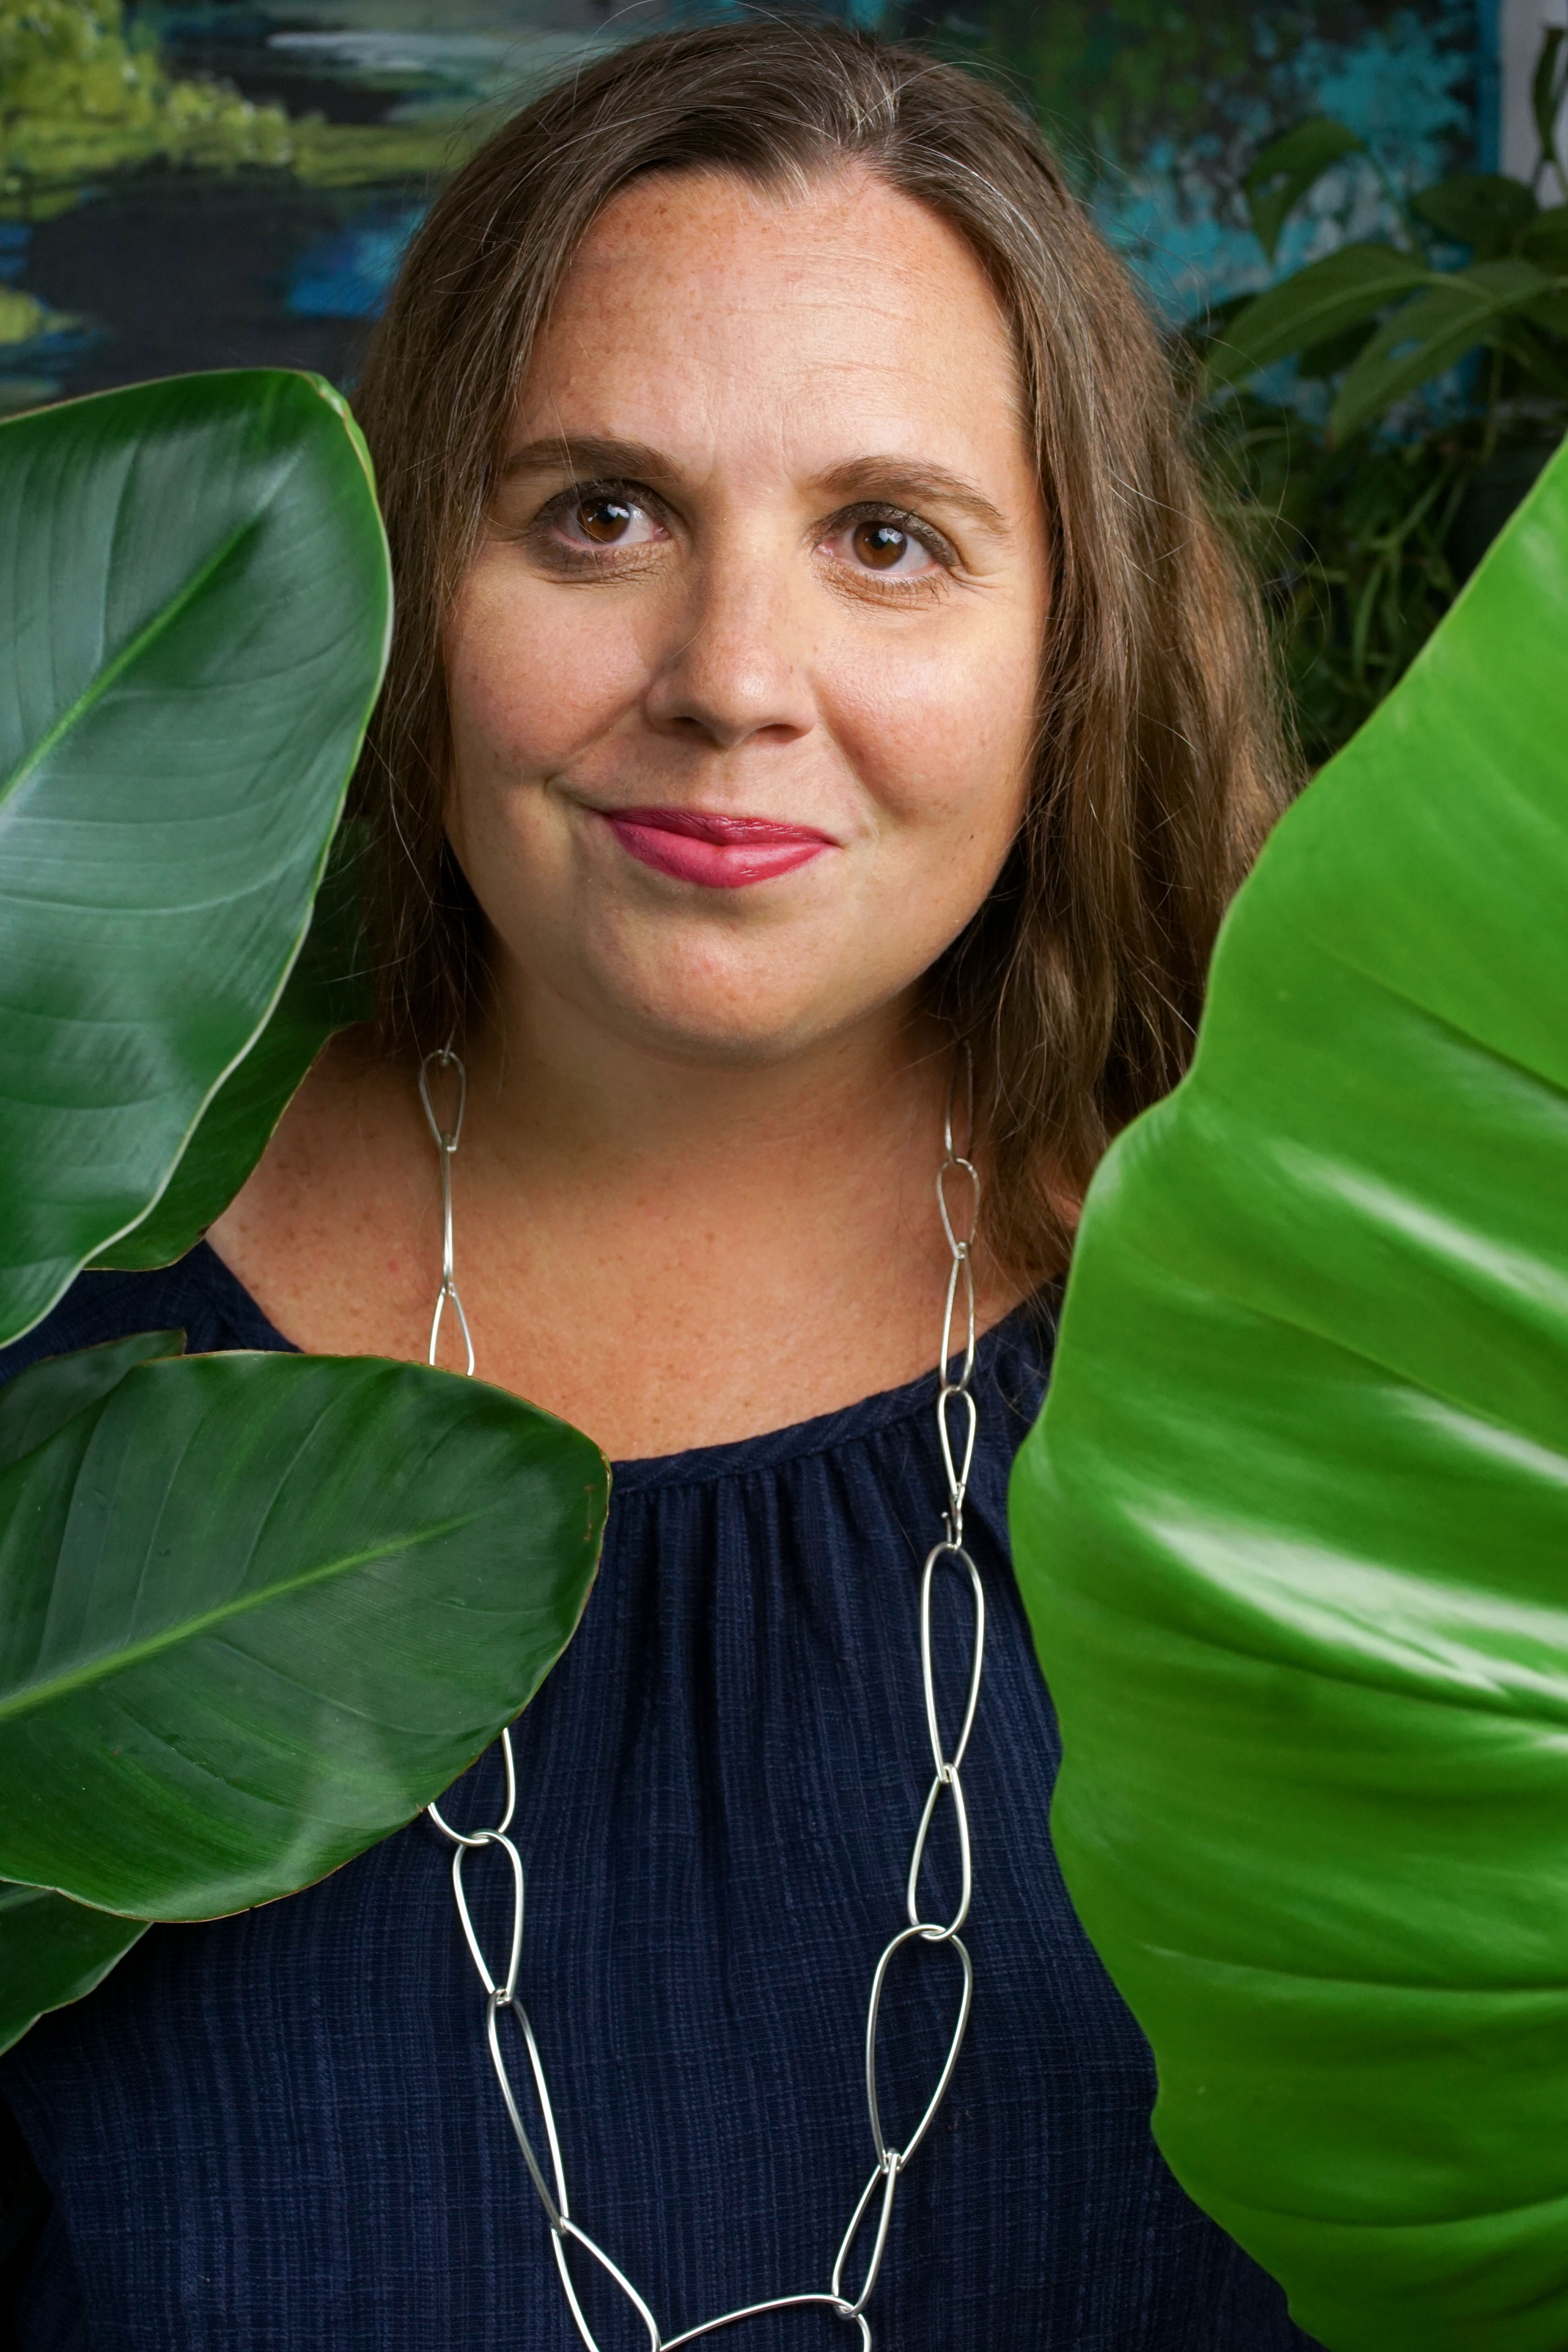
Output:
[424, 1052, 985, 2348]
[419, 1046, 475, 1377]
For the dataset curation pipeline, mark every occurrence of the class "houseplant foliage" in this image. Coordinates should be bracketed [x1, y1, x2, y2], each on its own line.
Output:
[1195, 27, 1568, 762]
[0, 1333, 605, 1924]
[0, 372, 609, 2071]
[0, 367, 389, 1345]
[1010, 439, 1568, 2349]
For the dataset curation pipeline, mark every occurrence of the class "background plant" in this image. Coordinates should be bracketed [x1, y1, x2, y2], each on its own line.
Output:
[1193, 26, 1568, 763]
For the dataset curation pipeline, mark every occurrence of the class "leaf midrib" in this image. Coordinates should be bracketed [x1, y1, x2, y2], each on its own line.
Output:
[0, 1509, 482, 1721]
[0, 496, 269, 821]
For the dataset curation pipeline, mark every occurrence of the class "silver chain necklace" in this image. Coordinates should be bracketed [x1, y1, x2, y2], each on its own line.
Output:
[417, 1046, 986, 2350]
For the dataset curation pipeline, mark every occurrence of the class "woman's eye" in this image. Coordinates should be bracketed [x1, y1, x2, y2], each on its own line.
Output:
[824, 514, 944, 579]
[556, 492, 663, 550]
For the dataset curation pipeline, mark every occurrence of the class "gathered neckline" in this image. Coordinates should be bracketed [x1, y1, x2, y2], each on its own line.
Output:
[187, 1240, 1056, 1494]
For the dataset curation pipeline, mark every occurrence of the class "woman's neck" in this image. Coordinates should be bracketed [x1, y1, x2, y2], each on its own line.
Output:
[209, 986, 1024, 1460]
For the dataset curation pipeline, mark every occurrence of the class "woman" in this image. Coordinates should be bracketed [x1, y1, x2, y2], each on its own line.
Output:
[0, 21, 1311, 2349]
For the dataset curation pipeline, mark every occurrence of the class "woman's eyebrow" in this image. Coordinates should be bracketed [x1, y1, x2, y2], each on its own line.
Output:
[499, 435, 669, 482]
[814, 457, 1012, 539]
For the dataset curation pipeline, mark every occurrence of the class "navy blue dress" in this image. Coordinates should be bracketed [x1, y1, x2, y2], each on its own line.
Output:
[0, 1245, 1313, 2351]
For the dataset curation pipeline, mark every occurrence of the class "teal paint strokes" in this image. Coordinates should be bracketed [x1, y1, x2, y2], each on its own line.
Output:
[1090, 5, 1478, 321]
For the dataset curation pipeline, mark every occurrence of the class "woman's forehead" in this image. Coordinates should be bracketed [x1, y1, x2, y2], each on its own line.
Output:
[508, 165, 1031, 480]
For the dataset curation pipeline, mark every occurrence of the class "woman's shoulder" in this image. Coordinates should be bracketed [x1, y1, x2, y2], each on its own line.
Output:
[0, 1244, 296, 1389]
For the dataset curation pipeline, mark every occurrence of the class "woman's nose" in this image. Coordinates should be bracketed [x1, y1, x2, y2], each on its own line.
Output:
[642, 536, 818, 753]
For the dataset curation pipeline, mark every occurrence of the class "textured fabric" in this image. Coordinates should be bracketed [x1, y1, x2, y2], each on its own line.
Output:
[0, 1245, 1316, 2352]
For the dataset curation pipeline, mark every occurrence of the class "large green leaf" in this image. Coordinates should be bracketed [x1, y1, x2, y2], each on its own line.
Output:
[1204, 243, 1433, 392]
[89, 830, 372, 1273]
[1010, 437, 1568, 2351]
[0, 369, 391, 1348]
[0, 1347, 607, 1920]
[0, 1326, 185, 1469]
[0, 1883, 147, 2059]
[0, 1337, 170, 2049]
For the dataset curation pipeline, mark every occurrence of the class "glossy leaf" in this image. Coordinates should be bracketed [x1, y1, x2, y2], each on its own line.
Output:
[0, 1327, 184, 1470]
[0, 1349, 607, 1920]
[1411, 171, 1537, 259]
[1328, 260, 1553, 440]
[0, 369, 391, 1350]
[1204, 244, 1433, 393]
[0, 1883, 147, 2059]
[90, 833, 372, 1273]
[1011, 439, 1568, 2350]
[1244, 118, 1364, 263]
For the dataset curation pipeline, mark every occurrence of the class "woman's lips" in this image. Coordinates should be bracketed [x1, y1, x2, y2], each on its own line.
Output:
[599, 805, 834, 889]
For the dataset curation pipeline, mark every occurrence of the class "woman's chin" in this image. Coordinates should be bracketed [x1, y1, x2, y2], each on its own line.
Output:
[599, 993, 860, 1070]
[551, 954, 904, 1072]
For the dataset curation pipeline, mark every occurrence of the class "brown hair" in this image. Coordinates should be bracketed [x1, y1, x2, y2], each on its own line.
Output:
[349, 17, 1297, 1285]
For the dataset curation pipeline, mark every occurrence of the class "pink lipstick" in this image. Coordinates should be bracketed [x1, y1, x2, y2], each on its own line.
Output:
[600, 806, 833, 888]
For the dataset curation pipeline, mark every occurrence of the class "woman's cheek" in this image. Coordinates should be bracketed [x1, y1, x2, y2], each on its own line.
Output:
[449, 566, 649, 774]
[829, 633, 1033, 847]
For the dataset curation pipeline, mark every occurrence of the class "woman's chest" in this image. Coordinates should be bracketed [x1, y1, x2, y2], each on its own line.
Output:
[1, 1443, 1298, 2350]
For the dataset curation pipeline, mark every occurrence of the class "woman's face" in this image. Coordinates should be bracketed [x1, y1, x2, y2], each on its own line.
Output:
[445, 164, 1049, 1066]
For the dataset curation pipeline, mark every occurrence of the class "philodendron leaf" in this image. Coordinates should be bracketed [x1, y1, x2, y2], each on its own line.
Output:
[1010, 437, 1568, 2352]
[90, 832, 372, 1272]
[0, 1883, 147, 2060]
[0, 1349, 608, 1921]
[0, 369, 391, 1349]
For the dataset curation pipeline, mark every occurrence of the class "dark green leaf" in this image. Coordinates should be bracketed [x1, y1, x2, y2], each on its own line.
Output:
[1328, 260, 1552, 439]
[1501, 316, 1568, 397]
[1522, 287, 1568, 340]
[1410, 172, 1537, 259]
[0, 1328, 183, 1471]
[0, 370, 391, 1350]
[90, 831, 372, 1272]
[1010, 440, 1568, 2349]
[0, 1351, 607, 1919]
[1295, 322, 1377, 380]
[0, 1882, 147, 2059]
[1204, 245, 1434, 393]
[1521, 206, 1568, 271]
[1244, 118, 1364, 263]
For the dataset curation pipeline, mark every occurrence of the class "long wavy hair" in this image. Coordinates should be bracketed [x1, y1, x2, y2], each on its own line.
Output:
[348, 18, 1298, 1286]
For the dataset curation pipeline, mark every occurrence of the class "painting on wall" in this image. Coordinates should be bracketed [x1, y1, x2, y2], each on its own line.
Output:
[0, 0, 1482, 414]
